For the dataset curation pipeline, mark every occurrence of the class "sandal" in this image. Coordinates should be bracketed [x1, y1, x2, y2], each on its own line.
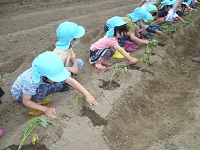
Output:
[0, 129, 5, 137]
[38, 97, 52, 105]
[29, 109, 44, 116]
[95, 63, 106, 70]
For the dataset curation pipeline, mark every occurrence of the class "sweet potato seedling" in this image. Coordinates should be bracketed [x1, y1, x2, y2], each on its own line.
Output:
[18, 118, 53, 150]
[139, 39, 158, 66]
[75, 94, 84, 111]
[109, 63, 128, 87]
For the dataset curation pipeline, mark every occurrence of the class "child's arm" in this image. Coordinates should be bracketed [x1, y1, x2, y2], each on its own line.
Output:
[130, 33, 149, 44]
[138, 0, 147, 7]
[66, 77, 99, 106]
[22, 94, 57, 118]
[66, 57, 78, 74]
[113, 45, 138, 64]
[176, 16, 185, 22]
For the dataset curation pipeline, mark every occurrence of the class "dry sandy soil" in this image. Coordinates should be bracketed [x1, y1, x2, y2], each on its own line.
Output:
[0, 0, 200, 150]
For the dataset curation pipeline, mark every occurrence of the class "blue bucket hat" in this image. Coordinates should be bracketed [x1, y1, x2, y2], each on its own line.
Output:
[146, 4, 158, 13]
[127, 7, 147, 23]
[106, 16, 127, 38]
[160, 0, 174, 9]
[56, 21, 85, 50]
[181, 2, 188, 6]
[32, 51, 70, 83]
[146, 12, 154, 23]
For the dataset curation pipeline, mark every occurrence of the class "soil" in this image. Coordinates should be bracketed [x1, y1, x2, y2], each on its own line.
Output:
[0, 0, 200, 150]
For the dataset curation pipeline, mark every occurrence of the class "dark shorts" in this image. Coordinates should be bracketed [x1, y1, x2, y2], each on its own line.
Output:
[89, 49, 114, 64]
[17, 82, 63, 104]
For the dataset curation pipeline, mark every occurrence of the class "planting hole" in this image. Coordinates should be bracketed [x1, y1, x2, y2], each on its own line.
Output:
[99, 80, 120, 90]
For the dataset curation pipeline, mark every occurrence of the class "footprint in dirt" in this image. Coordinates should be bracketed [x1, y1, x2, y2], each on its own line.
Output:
[99, 79, 120, 90]
[128, 64, 155, 76]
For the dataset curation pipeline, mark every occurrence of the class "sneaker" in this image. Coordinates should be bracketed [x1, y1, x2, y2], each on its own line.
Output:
[144, 34, 153, 39]
[38, 96, 52, 105]
[148, 33, 155, 36]
[60, 83, 69, 92]
[192, 56, 200, 63]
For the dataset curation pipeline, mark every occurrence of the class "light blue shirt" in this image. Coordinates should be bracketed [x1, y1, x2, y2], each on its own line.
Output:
[11, 68, 41, 102]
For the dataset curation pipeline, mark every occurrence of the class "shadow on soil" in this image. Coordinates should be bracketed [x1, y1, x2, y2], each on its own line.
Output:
[2, 144, 49, 150]
[81, 106, 108, 126]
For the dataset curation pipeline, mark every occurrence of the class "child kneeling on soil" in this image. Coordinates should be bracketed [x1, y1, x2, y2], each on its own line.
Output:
[11, 51, 99, 119]
[104, 8, 150, 51]
[53, 21, 85, 76]
[89, 16, 138, 70]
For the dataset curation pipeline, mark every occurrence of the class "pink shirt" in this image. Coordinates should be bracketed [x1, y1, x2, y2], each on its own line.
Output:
[90, 35, 119, 51]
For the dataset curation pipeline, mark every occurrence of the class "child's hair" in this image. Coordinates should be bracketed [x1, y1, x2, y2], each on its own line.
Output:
[162, 4, 172, 10]
[152, 12, 158, 16]
[181, 3, 186, 8]
[113, 24, 127, 36]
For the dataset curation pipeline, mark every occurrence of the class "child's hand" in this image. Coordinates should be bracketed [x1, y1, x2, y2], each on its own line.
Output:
[144, 40, 150, 45]
[124, 32, 131, 37]
[157, 31, 164, 36]
[130, 57, 138, 64]
[44, 107, 56, 119]
[85, 94, 99, 106]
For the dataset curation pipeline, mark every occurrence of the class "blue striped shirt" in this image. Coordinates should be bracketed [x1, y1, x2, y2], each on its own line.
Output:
[11, 68, 41, 102]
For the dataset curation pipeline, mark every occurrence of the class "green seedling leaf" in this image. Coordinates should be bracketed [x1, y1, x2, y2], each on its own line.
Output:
[109, 63, 128, 87]
[18, 118, 53, 150]
[161, 23, 169, 29]
[146, 48, 152, 55]
[124, 66, 128, 73]
[75, 94, 84, 111]
[149, 61, 156, 66]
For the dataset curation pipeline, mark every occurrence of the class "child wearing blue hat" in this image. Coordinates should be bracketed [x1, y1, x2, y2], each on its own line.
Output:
[11, 51, 99, 118]
[154, 0, 174, 24]
[103, 8, 150, 52]
[90, 16, 138, 70]
[53, 21, 85, 76]
[135, 12, 163, 39]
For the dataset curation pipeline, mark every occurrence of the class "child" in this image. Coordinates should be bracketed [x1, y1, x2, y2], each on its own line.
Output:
[11, 51, 99, 118]
[176, 2, 188, 16]
[135, 12, 163, 39]
[53, 21, 85, 76]
[89, 16, 138, 70]
[104, 8, 150, 48]
[154, 0, 174, 24]
[190, 0, 200, 8]
[104, 8, 150, 53]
